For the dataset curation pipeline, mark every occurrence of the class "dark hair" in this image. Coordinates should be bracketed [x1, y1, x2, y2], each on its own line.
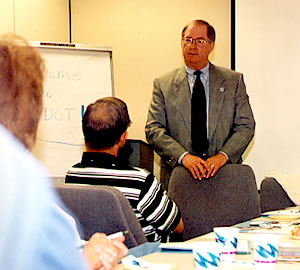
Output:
[82, 97, 131, 149]
[181, 20, 216, 43]
[0, 33, 45, 150]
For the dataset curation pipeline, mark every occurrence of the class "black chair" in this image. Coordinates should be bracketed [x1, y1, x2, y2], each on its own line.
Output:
[54, 184, 147, 248]
[260, 177, 295, 213]
[168, 164, 261, 241]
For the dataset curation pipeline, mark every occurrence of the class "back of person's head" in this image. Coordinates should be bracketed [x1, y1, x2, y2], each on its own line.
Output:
[82, 97, 131, 149]
[0, 33, 45, 150]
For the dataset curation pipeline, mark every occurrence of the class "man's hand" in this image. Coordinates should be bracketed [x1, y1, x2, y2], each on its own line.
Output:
[181, 153, 208, 180]
[204, 153, 227, 178]
[83, 233, 128, 270]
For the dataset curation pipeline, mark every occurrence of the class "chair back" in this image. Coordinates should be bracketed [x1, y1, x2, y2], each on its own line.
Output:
[260, 177, 295, 213]
[168, 164, 261, 240]
[54, 184, 147, 248]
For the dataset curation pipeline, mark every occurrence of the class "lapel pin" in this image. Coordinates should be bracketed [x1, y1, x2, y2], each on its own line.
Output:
[219, 87, 225, 92]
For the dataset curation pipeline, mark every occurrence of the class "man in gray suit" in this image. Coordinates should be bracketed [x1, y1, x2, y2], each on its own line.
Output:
[145, 19, 255, 190]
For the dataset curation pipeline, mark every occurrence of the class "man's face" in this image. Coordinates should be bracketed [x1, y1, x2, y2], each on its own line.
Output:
[181, 24, 215, 70]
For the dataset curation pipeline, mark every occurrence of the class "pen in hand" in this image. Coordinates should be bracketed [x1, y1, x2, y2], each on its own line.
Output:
[106, 230, 128, 240]
[78, 231, 128, 249]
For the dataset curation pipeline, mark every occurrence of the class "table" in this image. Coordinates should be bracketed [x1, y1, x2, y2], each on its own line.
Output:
[141, 207, 300, 269]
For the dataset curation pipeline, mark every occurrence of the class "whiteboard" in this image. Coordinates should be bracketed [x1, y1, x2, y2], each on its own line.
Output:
[31, 42, 114, 177]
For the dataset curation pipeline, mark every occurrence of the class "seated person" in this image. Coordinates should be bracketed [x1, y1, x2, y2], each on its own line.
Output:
[0, 33, 127, 270]
[66, 97, 184, 242]
[0, 124, 89, 270]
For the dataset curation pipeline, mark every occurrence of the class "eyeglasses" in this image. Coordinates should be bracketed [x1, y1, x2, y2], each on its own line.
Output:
[182, 37, 209, 47]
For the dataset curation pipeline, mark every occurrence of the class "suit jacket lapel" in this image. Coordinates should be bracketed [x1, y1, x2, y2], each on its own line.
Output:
[208, 64, 225, 141]
[174, 67, 191, 135]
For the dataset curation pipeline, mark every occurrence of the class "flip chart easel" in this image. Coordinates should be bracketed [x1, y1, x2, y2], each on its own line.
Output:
[30, 42, 114, 177]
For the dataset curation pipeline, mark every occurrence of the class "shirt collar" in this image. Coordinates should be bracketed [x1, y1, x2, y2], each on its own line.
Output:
[80, 152, 131, 170]
[185, 62, 210, 77]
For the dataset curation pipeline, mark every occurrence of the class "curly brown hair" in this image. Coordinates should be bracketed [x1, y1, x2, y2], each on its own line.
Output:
[0, 33, 45, 150]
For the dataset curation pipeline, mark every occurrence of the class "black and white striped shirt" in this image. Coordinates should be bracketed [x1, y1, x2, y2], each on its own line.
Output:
[65, 152, 181, 242]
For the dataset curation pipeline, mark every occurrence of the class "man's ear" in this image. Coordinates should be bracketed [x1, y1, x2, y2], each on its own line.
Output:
[119, 130, 128, 147]
[208, 42, 215, 54]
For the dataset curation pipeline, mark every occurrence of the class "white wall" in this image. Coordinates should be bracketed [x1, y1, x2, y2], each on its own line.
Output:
[236, 0, 300, 185]
[0, 0, 69, 42]
[0, 1, 14, 33]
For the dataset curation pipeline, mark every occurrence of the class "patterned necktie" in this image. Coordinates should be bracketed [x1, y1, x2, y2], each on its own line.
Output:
[191, 71, 208, 156]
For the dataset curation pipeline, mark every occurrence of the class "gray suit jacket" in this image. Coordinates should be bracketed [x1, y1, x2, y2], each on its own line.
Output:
[145, 64, 255, 185]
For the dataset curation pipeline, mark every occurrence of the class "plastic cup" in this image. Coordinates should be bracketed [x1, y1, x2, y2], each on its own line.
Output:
[193, 242, 222, 269]
[213, 227, 239, 261]
[252, 233, 280, 264]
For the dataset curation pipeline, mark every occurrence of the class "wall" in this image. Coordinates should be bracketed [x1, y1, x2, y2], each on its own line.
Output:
[0, 0, 69, 42]
[236, 0, 300, 185]
[0, 1, 14, 33]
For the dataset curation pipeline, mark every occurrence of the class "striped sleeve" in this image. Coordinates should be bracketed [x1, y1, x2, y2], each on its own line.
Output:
[137, 172, 181, 234]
